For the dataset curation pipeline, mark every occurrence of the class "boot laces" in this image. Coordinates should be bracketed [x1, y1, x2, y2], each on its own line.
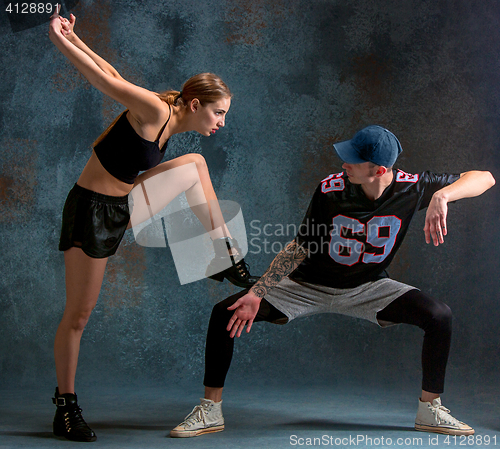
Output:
[232, 258, 251, 279]
[182, 404, 209, 428]
[63, 405, 91, 432]
[432, 403, 461, 426]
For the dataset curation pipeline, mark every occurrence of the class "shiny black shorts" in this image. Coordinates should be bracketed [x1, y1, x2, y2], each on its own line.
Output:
[59, 184, 130, 258]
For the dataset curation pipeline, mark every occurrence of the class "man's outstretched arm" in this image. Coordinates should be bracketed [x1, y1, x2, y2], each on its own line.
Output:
[226, 240, 308, 337]
[425, 170, 495, 246]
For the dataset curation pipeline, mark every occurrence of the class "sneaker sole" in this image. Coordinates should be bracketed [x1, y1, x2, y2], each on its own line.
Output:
[415, 423, 475, 436]
[170, 425, 224, 438]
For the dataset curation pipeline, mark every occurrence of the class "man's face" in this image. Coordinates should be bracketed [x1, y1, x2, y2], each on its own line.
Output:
[341, 161, 379, 184]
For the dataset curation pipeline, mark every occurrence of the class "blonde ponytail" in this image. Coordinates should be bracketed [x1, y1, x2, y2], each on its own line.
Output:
[158, 73, 231, 107]
[157, 90, 183, 106]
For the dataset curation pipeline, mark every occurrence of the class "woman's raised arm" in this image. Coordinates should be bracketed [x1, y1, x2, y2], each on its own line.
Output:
[58, 13, 124, 80]
[49, 7, 165, 123]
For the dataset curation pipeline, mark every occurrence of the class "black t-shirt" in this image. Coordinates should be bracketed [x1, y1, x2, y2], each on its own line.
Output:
[290, 169, 460, 288]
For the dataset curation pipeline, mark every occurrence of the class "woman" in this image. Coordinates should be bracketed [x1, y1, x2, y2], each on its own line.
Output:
[48, 7, 257, 442]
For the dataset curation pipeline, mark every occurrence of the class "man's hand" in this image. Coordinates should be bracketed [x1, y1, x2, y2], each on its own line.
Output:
[424, 193, 448, 246]
[226, 291, 262, 338]
[224, 240, 308, 338]
[424, 171, 495, 246]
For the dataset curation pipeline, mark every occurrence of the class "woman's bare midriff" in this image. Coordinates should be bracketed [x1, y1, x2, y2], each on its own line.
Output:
[77, 151, 134, 197]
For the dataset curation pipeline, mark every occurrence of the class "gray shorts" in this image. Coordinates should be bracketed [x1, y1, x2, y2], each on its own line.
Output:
[265, 277, 416, 327]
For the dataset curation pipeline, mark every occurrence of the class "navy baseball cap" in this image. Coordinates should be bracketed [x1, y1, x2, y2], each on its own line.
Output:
[333, 125, 403, 167]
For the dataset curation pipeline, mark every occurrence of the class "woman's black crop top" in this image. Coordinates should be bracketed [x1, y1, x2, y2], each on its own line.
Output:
[94, 108, 171, 184]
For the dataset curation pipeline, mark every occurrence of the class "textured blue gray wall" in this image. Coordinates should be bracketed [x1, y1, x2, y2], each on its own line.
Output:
[1, 0, 499, 394]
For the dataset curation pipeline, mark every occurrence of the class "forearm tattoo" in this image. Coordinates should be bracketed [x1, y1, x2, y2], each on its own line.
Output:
[251, 240, 308, 298]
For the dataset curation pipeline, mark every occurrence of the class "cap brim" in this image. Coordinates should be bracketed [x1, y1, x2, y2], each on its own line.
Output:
[333, 140, 367, 164]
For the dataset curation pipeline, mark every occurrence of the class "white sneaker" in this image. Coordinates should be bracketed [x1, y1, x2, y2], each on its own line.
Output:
[170, 398, 224, 438]
[415, 398, 474, 436]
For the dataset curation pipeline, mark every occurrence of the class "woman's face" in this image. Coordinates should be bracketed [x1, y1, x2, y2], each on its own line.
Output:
[192, 97, 231, 136]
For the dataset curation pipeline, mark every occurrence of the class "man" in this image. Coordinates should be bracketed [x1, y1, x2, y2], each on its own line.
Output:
[170, 125, 495, 438]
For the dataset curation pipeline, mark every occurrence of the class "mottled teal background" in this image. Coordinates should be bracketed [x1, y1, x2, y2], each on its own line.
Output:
[0, 0, 498, 398]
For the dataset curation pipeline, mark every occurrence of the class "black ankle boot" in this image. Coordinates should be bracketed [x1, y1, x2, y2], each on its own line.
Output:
[52, 387, 97, 442]
[206, 237, 259, 288]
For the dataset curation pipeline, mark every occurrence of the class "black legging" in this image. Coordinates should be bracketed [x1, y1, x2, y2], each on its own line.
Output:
[204, 288, 452, 394]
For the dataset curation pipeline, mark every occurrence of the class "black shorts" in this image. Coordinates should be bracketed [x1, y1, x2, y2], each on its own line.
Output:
[59, 184, 130, 258]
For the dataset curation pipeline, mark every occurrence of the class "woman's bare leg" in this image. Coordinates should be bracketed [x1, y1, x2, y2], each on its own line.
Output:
[129, 153, 230, 240]
[204, 387, 223, 402]
[54, 247, 108, 394]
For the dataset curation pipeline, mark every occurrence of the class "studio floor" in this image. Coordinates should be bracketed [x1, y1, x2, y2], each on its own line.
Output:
[1, 384, 498, 449]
